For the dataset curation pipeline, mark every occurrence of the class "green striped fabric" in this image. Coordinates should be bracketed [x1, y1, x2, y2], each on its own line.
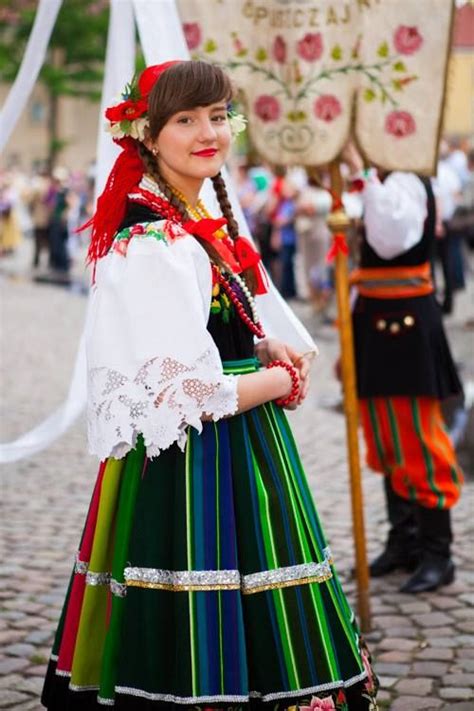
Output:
[43, 358, 375, 709]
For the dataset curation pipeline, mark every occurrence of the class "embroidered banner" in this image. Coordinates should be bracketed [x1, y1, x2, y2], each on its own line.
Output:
[177, 0, 453, 174]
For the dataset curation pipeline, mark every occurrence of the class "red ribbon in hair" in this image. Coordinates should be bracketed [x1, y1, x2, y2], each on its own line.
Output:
[234, 236, 268, 294]
[183, 219, 241, 273]
[183, 220, 268, 294]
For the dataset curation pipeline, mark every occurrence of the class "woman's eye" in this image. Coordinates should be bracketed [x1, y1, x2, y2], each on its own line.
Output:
[177, 116, 192, 124]
[212, 115, 227, 123]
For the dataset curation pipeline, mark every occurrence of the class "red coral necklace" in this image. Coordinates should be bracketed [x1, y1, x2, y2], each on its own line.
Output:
[130, 176, 266, 339]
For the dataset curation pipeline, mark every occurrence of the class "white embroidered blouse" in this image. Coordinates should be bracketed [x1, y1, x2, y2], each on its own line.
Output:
[85, 220, 240, 461]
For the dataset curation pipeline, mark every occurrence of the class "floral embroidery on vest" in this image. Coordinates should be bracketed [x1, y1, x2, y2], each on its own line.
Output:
[111, 220, 187, 256]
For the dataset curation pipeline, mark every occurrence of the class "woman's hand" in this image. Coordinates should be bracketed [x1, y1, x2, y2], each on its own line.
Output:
[255, 338, 314, 408]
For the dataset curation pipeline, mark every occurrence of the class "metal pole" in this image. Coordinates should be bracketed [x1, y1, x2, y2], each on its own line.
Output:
[327, 160, 371, 632]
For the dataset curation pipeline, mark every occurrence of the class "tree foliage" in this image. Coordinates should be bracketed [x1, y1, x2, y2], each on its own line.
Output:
[0, 0, 109, 101]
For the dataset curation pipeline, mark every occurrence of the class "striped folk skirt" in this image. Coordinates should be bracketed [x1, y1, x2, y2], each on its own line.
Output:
[359, 396, 463, 509]
[42, 360, 377, 710]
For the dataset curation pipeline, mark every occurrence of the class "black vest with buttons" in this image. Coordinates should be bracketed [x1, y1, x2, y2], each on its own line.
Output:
[353, 176, 462, 399]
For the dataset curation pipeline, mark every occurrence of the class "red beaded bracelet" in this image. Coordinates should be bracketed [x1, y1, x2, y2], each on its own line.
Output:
[266, 359, 300, 407]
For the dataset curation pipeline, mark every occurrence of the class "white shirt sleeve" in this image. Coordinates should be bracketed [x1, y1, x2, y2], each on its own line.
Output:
[85, 220, 239, 461]
[362, 172, 428, 260]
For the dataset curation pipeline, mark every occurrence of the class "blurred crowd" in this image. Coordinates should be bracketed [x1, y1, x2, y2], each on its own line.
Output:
[0, 166, 94, 284]
[1, 135, 473, 313]
[233, 135, 474, 320]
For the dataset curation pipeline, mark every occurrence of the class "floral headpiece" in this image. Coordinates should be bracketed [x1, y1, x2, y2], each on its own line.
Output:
[104, 63, 247, 142]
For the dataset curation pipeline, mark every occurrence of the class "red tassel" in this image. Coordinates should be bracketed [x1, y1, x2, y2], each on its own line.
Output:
[326, 232, 349, 262]
[327, 189, 344, 212]
[79, 138, 144, 263]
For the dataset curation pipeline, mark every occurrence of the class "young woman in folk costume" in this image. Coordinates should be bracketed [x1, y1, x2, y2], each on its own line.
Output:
[42, 61, 378, 711]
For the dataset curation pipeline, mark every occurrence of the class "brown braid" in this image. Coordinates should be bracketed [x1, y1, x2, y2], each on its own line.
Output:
[137, 144, 228, 271]
[212, 172, 257, 294]
[211, 172, 240, 240]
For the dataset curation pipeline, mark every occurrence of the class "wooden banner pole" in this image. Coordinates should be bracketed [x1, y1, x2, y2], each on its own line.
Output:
[327, 160, 371, 632]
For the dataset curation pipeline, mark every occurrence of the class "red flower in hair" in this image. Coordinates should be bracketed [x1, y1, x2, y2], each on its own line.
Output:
[105, 99, 148, 123]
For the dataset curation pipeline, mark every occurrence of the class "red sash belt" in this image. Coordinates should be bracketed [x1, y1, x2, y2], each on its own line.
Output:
[350, 262, 434, 299]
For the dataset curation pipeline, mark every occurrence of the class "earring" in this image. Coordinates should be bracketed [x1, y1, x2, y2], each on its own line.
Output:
[152, 147, 158, 156]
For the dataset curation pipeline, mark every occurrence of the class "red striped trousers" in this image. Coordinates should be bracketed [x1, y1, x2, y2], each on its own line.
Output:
[359, 397, 463, 509]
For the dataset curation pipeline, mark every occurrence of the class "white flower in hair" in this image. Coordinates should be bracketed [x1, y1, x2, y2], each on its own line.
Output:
[129, 117, 149, 142]
[105, 121, 126, 139]
[228, 112, 247, 139]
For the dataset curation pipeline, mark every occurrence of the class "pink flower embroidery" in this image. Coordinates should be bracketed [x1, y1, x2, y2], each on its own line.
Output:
[273, 35, 287, 63]
[164, 221, 187, 242]
[254, 95, 281, 122]
[182, 22, 202, 50]
[314, 95, 342, 122]
[393, 25, 423, 55]
[130, 224, 146, 237]
[300, 695, 336, 711]
[297, 32, 323, 62]
[385, 110, 416, 138]
[112, 238, 130, 257]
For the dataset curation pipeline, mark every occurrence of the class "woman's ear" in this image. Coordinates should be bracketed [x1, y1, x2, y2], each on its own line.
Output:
[142, 127, 155, 153]
[143, 140, 158, 156]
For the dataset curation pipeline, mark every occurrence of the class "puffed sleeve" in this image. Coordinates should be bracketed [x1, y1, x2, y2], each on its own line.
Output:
[362, 172, 427, 259]
[85, 220, 239, 461]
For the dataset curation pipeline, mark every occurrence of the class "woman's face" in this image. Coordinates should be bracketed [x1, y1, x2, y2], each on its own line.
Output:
[153, 102, 231, 188]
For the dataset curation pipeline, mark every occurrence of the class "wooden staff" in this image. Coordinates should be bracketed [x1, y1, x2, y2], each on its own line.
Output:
[327, 160, 371, 632]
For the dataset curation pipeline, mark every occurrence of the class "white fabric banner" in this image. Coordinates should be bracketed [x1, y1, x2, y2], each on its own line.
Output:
[95, 0, 136, 197]
[0, 0, 136, 463]
[133, 0, 189, 62]
[0, 0, 63, 155]
[177, 0, 453, 174]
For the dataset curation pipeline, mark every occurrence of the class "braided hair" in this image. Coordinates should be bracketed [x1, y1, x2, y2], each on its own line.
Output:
[211, 172, 257, 293]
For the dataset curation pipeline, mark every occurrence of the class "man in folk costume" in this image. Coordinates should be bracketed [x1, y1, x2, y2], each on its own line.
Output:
[344, 144, 464, 595]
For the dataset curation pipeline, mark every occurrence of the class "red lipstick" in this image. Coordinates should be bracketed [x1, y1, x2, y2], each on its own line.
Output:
[192, 148, 218, 157]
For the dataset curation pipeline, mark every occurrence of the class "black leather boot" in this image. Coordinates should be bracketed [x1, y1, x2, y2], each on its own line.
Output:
[370, 477, 419, 577]
[400, 506, 455, 594]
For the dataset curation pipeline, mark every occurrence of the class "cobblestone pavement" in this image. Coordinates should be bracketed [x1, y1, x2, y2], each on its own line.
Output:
[1, 241, 473, 710]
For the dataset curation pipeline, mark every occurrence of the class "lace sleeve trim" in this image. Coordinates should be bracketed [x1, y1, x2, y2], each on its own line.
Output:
[87, 348, 239, 461]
